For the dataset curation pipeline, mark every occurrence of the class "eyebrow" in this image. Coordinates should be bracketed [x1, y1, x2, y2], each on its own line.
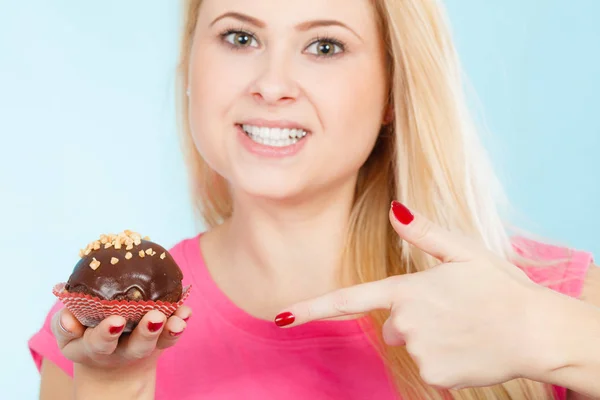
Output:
[209, 11, 363, 42]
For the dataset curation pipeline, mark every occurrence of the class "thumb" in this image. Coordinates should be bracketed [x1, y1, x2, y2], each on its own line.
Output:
[389, 201, 479, 263]
[51, 308, 85, 349]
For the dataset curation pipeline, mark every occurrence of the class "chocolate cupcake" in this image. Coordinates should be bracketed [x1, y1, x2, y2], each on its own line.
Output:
[54, 230, 190, 330]
[65, 231, 183, 303]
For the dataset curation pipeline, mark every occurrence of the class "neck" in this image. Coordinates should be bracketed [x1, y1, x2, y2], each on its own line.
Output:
[214, 178, 357, 297]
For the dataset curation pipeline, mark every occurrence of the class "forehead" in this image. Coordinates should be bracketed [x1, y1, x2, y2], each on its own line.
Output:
[197, 0, 378, 33]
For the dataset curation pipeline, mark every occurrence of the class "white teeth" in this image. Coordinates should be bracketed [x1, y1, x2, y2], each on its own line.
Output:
[270, 128, 282, 140]
[259, 127, 269, 139]
[241, 124, 307, 147]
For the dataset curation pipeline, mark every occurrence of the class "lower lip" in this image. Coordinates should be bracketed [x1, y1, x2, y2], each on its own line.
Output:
[236, 125, 308, 158]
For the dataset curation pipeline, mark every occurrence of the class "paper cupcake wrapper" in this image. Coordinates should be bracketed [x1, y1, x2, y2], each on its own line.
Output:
[53, 283, 191, 332]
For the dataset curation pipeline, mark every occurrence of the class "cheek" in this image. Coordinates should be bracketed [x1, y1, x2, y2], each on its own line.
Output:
[187, 44, 244, 176]
[308, 57, 387, 162]
[190, 44, 242, 122]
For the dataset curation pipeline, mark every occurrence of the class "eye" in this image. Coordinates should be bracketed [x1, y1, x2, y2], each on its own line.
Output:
[305, 39, 345, 57]
[223, 31, 259, 48]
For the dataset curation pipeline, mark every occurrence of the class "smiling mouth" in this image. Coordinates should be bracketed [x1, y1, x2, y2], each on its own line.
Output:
[239, 124, 308, 147]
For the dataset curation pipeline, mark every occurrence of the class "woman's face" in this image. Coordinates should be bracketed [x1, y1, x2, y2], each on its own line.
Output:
[189, 0, 388, 201]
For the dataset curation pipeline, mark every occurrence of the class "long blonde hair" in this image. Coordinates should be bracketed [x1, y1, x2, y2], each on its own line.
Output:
[176, 0, 555, 398]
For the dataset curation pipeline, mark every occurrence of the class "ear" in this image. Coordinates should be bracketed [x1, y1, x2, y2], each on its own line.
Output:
[382, 103, 394, 125]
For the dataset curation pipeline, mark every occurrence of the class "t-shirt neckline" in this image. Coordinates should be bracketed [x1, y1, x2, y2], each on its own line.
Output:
[184, 233, 371, 342]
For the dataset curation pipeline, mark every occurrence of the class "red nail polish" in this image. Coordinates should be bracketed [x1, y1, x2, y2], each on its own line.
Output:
[391, 201, 414, 225]
[169, 329, 184, 337]
[148, 321, 164, 332]
[109, 325, 125, 335]
[274, 312, 295, 327]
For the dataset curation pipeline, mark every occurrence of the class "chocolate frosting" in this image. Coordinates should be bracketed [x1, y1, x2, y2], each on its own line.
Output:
[66, 240, 183, 302]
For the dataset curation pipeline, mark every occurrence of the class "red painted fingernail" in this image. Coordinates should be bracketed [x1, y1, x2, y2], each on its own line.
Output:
[274, 312, 295, 327]
[169, 329, 184, 337]
[109, 325, 125, 335]
[391, 201, 414, 225]
[148, 321, 164, 332]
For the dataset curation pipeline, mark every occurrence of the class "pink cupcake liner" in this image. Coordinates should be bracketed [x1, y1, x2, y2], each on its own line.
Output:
[53, 283, 191, 332]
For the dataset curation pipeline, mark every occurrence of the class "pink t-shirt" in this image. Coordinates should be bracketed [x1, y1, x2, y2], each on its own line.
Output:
[28, 235, 593, 399]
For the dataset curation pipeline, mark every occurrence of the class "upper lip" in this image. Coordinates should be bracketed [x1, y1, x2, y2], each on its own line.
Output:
[238, 119, 310, 132]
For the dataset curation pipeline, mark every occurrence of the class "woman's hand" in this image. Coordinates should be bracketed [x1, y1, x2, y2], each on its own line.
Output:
[51, 306, 191, 371]
[49, 306, 190, 399]
[276, 201, 552, 390]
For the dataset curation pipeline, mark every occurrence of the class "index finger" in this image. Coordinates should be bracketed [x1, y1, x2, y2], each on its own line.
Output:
[274, 279, 395, 328]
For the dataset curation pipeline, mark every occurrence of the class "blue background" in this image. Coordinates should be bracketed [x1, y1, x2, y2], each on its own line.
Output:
[1, 1, 597, 398]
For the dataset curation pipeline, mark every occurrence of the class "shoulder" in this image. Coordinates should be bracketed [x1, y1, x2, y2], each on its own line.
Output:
[166, 234, 203, 268]
[167, 234, 202, 261]
[165, 233, 208, 289]
[511, 236, 595, 300]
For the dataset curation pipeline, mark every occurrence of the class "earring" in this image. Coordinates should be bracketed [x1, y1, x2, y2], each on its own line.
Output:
[186, 87, 191, 97]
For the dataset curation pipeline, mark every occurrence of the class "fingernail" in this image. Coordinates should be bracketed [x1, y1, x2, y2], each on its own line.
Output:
[148, 321, 164, 332]
[169, 329, 185, 337]
[274, 312, 295, 327]
[59, 317, 72, 335]
[391, 201, 414, 225]
[109, 325, 125, 335]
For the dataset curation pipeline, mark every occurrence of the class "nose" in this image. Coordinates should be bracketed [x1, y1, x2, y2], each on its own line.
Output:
[250, 51, 299, 106]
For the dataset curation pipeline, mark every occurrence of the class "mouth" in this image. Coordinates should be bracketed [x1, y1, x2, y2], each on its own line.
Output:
[238, 124, 309, 148]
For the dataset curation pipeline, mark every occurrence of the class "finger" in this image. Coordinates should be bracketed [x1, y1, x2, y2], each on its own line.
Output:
[389, 201, 481, 263]
[173, 305, 192, 322]
[275, 279, 396, 327]
[156, 315, 187, 350]
[119, 310, 166, 361]
[382, 315, 405, 346]
[81, 315, 127, 356]
[51, 309, 85, 349]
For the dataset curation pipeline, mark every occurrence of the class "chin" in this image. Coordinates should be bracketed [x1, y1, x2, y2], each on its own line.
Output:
[231, 170, 311, 203]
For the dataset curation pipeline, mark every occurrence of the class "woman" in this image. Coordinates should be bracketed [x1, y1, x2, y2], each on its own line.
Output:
[30, 0, 600, 399]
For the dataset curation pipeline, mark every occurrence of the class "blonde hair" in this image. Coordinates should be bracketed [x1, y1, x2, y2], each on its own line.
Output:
[176, 0, 555, 398]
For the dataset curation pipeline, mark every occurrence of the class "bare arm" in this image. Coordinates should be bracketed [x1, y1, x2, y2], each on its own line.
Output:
[39, 359, 72, 400]
[560, 264, 600, 400]
[39, 358, 157, 400]
[37, 306, 190, 400]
